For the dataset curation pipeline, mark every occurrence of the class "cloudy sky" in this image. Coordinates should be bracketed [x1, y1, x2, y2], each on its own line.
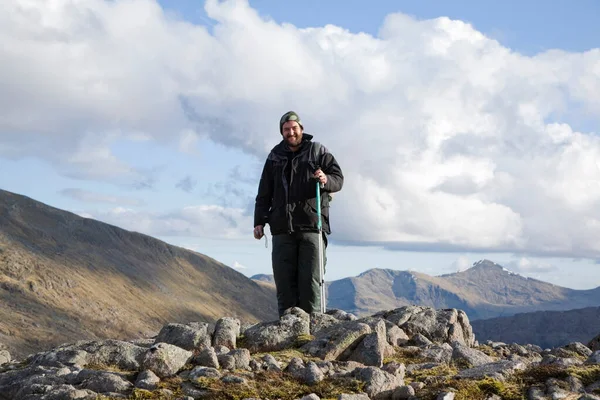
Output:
[2, 0, 599, 289]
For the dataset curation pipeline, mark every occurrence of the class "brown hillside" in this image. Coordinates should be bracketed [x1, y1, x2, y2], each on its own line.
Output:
[0, 189, 278, 358]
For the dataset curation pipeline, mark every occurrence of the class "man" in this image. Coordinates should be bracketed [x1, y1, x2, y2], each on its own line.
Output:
[253, 111, 344, 317]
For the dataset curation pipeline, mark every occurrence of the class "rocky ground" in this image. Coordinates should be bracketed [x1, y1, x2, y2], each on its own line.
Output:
[1, 305, 600, 400]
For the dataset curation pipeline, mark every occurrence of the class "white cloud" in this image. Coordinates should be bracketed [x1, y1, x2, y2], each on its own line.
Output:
[451, 256, 472, 272]
[178, 129, 200, 155]
[59, 188, 144, 206]
[505, 257, 558, 274]
[1, 0, 600, 260]
[84, 204, 253, 240]
[232, 261, 247, 269]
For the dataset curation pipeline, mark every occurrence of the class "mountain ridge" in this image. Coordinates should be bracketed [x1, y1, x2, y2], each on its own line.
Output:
[0, 188, 278, 358]
[471, 305, 600, 349]
[253, 261, 600, 320]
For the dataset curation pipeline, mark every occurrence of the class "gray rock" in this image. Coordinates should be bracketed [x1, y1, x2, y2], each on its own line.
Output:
[214, 345, 230, 355]
[27, 339, 147, 370]
[193, 346, 219, 368]
[456, 360, 526, 381]
[327, 309, 358, 321]
[552, 347, 579, 358]
[188, 366, 221, 379]
[410, 381, 425, 391]
[17, 384, 98, 400]
[338, 394, 370, 400]
[155, 322, 211, 351]
[135, 369, 160, 390]
[142, 342, 193, 378]
[409, 333, 433, 347]
[585, 350, 600, 365]
[217, 354, 236, 370]
[304, 361, 325, 385]
[377, 306, 475, 347]
[382, 362, 405, 381]
[129, 338, 156, 348]
[406, 362, 443, 374]
[249, 358, 262, 371]
[508, 343, 530, 357]
[579, 394, 600, 400]
[546, 377, 570, 399]
[419, 345, 453, 364]
[261, 354, 282, 371]
[302, 320, 372, 361]
[564, 342, 592, 357]
[0, 365, 70, 398]
[285, 357, 306, 380]
[585, 380, 600, 394]
[525, 344, 543, 353]
[79, 371, 133, 394]
[436, 392, 455, 400]
[392, 385, 415, 400]
[243, 307, 310, 352]
[452, 343, 494, 367]
[588, 333, 600, 352]
[348, 319, 387, 367]
[221, 375, 247, 384]
[228, 348, 251, 370]
[0, 350, 10, 366]
[315, 360, 335, 377]
[386, 323, 409, 347]
[310, 313, 341, 335]
[352, 366, 401, 399]
[212, 317, 241, 349]
[541, 354, 583, 368]
[567, 375, 585, 393]
[298, 394, 320, 400]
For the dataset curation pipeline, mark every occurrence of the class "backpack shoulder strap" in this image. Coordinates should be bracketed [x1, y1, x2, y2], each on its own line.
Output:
[310, 141, 322, 167]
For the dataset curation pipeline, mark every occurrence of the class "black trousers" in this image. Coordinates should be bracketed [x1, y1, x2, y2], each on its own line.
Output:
[271, 231, 327, 317]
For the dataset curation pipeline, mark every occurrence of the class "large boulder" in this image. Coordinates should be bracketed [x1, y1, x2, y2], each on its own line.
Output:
[26, 339, 147, 370]
[212, 317, 241, 349]
[154, 322, 211, 351]
[142, 343, 193, 378]
[243, 307, 310, 352]
[374, 306, 476, 347]
[588, 333, 600, 352]
[301, 320, 372, 361]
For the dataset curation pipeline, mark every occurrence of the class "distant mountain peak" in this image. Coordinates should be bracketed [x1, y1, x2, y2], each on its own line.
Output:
[470, 259, 523, 277]
[472, 259, 504, 269]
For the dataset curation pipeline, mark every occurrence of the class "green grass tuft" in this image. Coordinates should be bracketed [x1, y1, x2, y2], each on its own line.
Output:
[191, 370, 365, 400]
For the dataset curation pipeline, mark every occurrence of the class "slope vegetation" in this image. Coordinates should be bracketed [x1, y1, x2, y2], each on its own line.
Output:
[0, 189, 278, 358]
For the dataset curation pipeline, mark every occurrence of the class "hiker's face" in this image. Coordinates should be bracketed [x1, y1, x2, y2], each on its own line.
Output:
[282, 121, 303, 149]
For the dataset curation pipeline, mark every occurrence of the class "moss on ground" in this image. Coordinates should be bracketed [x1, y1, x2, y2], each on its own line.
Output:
[475, 344, 502, 358]
[408, 364, 459, 383]
[412, 376, 522, 400]
[383, 346, 429, 365]
[191, 370, 365, 400]
[567, 364, 600, 386]
[251, 348, 321, 364]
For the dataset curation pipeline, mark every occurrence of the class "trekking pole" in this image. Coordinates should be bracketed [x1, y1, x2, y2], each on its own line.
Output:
[316, 178, 326, 314]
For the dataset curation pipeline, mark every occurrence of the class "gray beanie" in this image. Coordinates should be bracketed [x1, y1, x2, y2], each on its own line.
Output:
[279, 111, 303, 133]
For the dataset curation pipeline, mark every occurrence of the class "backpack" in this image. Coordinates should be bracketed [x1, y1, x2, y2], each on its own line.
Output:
[310, 141, 334, 203]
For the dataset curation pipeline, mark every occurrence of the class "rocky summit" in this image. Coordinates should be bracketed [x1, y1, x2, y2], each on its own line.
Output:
[1, 305, 600, 400]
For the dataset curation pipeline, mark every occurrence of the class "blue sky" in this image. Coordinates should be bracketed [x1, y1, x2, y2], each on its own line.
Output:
[159, 0, 600, 55]
[1, 0, 600, 289]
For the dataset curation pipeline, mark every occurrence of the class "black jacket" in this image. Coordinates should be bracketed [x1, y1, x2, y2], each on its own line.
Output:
[254, 133, 344, 235]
